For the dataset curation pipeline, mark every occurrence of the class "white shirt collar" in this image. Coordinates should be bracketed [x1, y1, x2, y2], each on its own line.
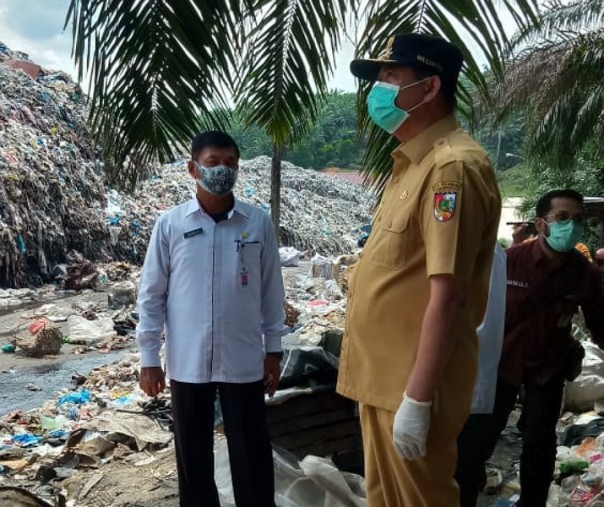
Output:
[184, 197, 250, 220]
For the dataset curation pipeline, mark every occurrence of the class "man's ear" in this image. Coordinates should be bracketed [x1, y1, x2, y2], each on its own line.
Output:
[535, 217, 548, 236]
[187, 160, 196, 178]
[423, 75, 442, 103]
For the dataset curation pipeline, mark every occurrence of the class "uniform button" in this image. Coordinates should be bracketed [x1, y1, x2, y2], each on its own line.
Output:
[378, 216, 382, 222]
[437, 140, 444, 145]
[393, 177, 400, 183]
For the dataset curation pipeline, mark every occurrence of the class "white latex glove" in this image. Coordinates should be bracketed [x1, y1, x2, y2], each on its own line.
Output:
[393, 393, 432, 460]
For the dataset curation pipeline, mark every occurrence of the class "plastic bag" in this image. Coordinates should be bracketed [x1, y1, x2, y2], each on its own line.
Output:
[280, 247, 301, 267]
[66, 315, 117, 345]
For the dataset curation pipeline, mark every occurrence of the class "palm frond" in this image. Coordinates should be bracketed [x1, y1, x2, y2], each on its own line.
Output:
[235, 0, 355, 147]
[354, 0, 539, 193]
[512, 0, 604, 49]
[491, 22, 604, 169]
[66, 0, 250, 187]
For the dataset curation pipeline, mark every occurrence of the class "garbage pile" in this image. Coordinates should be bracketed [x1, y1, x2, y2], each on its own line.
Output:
[0, 42, 372, 288]
[106, 156, 374, 264]
[0, 357, 366, 507]
[0, 43, 109, 289]
[0, 252, 364, 504]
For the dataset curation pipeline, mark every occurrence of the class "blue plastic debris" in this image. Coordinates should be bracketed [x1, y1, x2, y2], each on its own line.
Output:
[11, 433, 42, 448]
[108, 214, 122, 226]
[16, 234, 26, 253]
[57, 389, 91, 406]
[48, 430, 69, 440]
[2, 343, 16, 353]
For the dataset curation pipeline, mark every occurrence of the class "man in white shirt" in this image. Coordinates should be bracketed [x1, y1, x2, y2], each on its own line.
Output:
[456, 243, 507, 506]
[136, 131, 287, 507]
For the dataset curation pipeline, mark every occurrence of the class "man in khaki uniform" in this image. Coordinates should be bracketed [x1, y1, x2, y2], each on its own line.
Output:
[337, 33, 501, 507]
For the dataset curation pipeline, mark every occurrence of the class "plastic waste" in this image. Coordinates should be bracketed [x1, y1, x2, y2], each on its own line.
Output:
[310, 255, 334, 280]
[11, 433, 42, 447]
[57, 389, 91, 406]
[569, 482, 600, 506]
[561, 459, 590, 474]
[280, 247, 302, 267]
[494, 498, 516, 507]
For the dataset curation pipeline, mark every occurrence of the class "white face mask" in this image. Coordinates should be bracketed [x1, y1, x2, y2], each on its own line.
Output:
[195, 163, 238, 196]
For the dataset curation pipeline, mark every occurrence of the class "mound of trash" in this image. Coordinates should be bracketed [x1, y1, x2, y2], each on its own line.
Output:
[106, 156, 374, 262]
[0, 42, 373, 289]
[0, 43, 108, 288]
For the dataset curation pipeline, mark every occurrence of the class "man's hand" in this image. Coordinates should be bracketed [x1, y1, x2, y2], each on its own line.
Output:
[511, 223, 531, 246]
[263, 354, 281, 398]
[140, 367, 166, 397]
[393, 394, 432, 460]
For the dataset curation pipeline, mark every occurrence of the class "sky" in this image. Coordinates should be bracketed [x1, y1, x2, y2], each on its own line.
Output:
[0, 0, 518, 93]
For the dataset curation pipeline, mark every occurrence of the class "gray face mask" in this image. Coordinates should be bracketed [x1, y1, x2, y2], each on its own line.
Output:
[195, 163, 238, 196]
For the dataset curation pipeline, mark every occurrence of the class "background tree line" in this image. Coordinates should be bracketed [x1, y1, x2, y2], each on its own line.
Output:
[67, 0, 603, 247]
[229, 91, 367, 170]
[229, 90, 527, 174]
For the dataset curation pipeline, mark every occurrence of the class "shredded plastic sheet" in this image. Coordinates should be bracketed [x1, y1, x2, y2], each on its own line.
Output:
[214, 439, 367, 507]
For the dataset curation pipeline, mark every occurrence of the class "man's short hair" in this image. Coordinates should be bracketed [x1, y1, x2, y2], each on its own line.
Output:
[535, 189, 584, 218]
[191, 131, 240, 160]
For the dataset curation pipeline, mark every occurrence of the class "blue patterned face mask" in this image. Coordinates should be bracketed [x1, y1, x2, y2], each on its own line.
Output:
[195, 163, 238, 196]
[366, 79, 427, 134]
[544, 219, 584, 253]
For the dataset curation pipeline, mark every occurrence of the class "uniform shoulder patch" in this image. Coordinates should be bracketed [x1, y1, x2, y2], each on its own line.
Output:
[433, 192, 457, 222]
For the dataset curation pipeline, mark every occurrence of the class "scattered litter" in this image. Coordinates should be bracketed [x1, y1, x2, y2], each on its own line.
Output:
[280, 247, 302, 267]
[57, 389, 91, 406]
[66, 315, 117, 346]
[0, 486, 56, 507]
[11, 433, 43, 448]
[13, 318, 63, 357]
[1, 344, 16, 353]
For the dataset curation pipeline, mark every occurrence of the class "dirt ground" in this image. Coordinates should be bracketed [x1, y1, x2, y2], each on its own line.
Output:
[8, 426, 520, 507]
[0, 290, 119, 373]
[0, 266, 526, 506]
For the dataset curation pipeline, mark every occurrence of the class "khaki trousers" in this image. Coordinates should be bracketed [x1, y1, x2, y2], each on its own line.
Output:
[360, 403, 462, 507]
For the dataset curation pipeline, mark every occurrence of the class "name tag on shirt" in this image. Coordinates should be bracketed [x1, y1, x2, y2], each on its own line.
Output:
[184, 227, 204, 239]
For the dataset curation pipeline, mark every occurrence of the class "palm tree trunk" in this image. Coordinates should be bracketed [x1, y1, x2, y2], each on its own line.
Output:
[270, 143, 282, 245]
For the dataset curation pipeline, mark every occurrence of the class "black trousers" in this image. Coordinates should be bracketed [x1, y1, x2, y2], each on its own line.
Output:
[170, 380, 276, 507]
[456, 375, 565, 507]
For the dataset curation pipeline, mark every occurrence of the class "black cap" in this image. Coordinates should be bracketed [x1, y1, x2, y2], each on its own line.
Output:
[350, 33, 463, 88]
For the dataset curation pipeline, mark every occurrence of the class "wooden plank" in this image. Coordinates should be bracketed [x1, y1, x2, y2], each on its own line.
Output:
[266, 390, 353, 424]
[268, 408, 353, 438]
[271, 420, 360, 451]
[290, 435, 362, 459]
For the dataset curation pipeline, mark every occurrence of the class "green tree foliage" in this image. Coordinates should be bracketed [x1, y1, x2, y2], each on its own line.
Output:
[518, 143, 604, 251]
[230, 92, 367, 169]
[67, 0, 539, 235]
[490, 0, 604, 171]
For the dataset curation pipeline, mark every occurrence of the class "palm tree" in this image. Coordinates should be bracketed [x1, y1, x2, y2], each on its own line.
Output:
[66, 0, 539, 237]
[489, 0, 604, 170]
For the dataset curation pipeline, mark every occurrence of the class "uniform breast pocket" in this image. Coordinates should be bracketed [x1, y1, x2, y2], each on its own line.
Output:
[367, 213, 410, 269]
